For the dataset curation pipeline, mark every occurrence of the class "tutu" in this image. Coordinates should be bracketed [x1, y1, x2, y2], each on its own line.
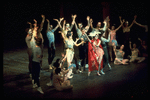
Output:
[112, 39, 118, 46]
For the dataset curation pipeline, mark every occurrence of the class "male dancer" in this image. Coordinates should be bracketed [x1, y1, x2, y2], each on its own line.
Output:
[46, 18, 64, 69]
[74, 15, 90, 73]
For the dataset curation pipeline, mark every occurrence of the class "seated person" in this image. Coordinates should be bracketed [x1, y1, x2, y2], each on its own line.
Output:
[129, 41, 145, 63]
[113, 43, 129, 65]
[53, 68, 73, 91]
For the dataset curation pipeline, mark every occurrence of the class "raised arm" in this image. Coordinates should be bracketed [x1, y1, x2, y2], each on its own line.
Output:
[39, 14, 45, 32]
[128, 15, 137, 29]
[85, 16, 90, 32]
[46, 19, 50, 33]
[27, 22, 32, 29]
[115, 19, 125, 31]
[53, 18, 64, 31]
[70, 15, 76, 30]
[90, 19, 94, 29]
[119, 16, 125, 29]
[134, 21, 145, 28]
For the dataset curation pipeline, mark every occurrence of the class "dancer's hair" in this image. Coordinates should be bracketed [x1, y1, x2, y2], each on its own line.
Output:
[55, 68, 61, 75]
[67, 31, 72, 38]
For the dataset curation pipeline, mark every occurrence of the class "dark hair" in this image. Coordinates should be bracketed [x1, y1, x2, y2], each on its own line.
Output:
[55, 68, 61, 75]
[35, 37, 42, 46]
[53, 58, 60, 68]
[67, 31, 72, 38]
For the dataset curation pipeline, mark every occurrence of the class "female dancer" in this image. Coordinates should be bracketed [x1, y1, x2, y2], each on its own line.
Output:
[53, 68, 73, 91]
[119, 15, 136, 58]
[61, 31, 84, 68]
[129, 41, 145, 63]
[60, 31, 84, 79]
[87, 31, 104, 76]
[108, 18, 125, 61]
[113, 44, 129, 65]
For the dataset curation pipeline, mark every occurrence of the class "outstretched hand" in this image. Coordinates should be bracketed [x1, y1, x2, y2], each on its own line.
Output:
[27, 22, 31, 25]
[46, 19, 49, 22]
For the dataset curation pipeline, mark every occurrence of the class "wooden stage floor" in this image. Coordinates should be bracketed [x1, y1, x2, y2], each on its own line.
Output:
[3, 44, 148, 98]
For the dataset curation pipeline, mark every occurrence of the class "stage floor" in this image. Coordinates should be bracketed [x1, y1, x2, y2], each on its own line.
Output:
[3, 44, 148, 98]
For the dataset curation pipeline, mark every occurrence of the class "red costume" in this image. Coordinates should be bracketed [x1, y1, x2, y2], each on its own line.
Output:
[88, 39, 103, 72]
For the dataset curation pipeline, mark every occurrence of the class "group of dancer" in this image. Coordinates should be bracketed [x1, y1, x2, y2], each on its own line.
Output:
[25, 14, 148, 94]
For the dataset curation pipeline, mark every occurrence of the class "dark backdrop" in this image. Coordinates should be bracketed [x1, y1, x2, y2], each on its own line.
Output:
[3, 2, 147, 51]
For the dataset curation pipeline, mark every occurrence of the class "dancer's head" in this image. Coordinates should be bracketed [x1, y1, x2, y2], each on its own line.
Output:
[120, 45, 124, 50]
[78, 23, 83, 29]
[93, 34, 99, 40]
[49, 25, 53, 30]
[67, 31, 73, 39]
[133, 43, 137, 48]
[55, 68, 61, 75]
[81, 27, 86, 35]
[111, 24, 115, 30]
[97, 22, 101, 28]
[26, 28, 32, 36]
[125, 21, 129, 27]
[66, 23, 70, 30]
[53, 58, 61, 68]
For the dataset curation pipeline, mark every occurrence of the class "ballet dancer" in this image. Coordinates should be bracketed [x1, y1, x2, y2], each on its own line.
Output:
[108, 18, 125, 61]
[129, 41, 145, 63]
[46, 18, 64, 69]
[74, 15, 90, 73]
[86, 31, 104, 76]
[119, 15, 137, 58]
[113, 44, 129, 65]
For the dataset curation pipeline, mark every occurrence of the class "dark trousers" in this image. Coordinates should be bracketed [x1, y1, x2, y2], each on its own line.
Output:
[79, 42, 88, 70]
[48, 44, 55, 65]
[103, 46, 109, 68]
[27, 48, 32, 74]
[32, 61, 41, 87]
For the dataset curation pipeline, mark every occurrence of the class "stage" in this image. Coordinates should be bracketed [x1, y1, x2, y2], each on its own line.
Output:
[3, 43, 148, 98]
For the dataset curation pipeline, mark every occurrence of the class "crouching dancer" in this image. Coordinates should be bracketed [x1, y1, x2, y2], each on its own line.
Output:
[53, 68, 73, 91]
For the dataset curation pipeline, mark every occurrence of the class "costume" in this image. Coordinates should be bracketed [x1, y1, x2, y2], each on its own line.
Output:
[47, 29, 56, 66]
[88, 39, 104, 72]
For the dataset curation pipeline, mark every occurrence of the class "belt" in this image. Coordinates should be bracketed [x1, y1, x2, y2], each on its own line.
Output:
[66, 48, 74, 52]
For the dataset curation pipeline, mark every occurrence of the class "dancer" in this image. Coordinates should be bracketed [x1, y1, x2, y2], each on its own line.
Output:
[30, 18, 45, 94]
[46, 58, 69, 86]
[57, 15, 81, 73]
[25, 22, 33, 77]
[60, 31, 84, 68]
[119, 15, 137, 58]
[60, 31, 84, 79]
[87, 31, 104, 76]
[31, 37, 44, 94]
[101, 30, 111, 73]
[138, 38, 148, 58]
[53, 68, 73, 91]
[113, 44, 129, 65]
[108, 18, 125, 61]
[30, 15, 45, 69]
[74, 15, 90, 73]
[129, 41, 145, 63]
[46, 18, 64, 69]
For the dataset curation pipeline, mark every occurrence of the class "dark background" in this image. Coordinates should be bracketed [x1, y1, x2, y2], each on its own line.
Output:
[3, 2, 148, 51]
